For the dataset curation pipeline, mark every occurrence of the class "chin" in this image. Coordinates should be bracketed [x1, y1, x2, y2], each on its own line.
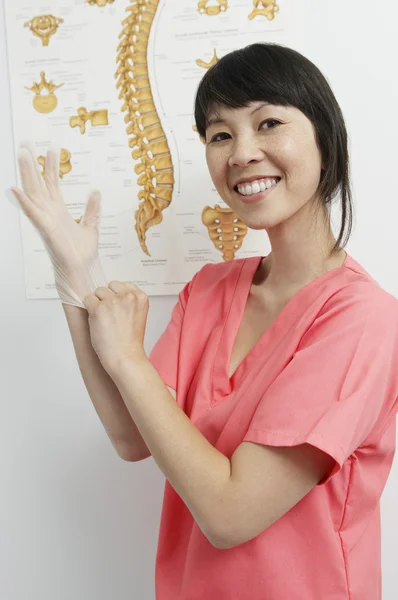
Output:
[238, 211, 285, 231]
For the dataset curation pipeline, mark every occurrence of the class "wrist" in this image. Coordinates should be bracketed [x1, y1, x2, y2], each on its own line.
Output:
[106, 350, 148, 382]
[53, 254, 108, 308]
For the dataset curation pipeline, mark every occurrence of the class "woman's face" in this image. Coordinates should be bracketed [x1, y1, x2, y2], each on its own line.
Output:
[205, 101, 324, 231]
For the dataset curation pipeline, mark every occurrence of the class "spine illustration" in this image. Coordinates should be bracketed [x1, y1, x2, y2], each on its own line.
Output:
[116, 0, 174, 256]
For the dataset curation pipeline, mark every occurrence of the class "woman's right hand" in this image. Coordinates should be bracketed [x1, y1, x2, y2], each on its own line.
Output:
[9, 143, 107, 307]
[11, 143, 101, 273]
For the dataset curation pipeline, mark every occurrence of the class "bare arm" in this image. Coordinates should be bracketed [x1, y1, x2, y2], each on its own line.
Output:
[62, 304, 176, 461]
[10, 145, 170, 462]
[109, 356, 334, 549]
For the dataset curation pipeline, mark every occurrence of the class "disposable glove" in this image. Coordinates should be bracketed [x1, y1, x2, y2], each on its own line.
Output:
[8, 143, 107, 308]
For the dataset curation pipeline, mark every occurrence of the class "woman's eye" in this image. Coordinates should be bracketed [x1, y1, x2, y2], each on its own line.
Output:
[209, 132, 230, 143]
[260, 119, 281, 130]
[207, 120, 280, 143]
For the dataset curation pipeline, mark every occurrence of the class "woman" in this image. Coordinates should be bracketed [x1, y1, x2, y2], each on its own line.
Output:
[10, 43, 398, 600]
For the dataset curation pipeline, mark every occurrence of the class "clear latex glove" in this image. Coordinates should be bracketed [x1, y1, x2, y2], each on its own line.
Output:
[8, 143, 107, 308]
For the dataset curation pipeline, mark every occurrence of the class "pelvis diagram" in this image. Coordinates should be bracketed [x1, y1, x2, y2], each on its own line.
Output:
[116, 0, 279, 259]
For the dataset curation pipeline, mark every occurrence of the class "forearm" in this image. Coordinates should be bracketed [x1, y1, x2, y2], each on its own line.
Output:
[111, 356, 232, 544]
[62, 304, 150, 461]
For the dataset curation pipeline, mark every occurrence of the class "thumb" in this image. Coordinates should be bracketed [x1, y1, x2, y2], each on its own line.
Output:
[80, 191, 101, 229]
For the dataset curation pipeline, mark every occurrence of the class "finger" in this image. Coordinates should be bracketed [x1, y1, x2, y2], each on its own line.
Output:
[94, 286, 115, 301]
[120, 282, 146, 298]
[5, 187, 22, 210]
[108, 281, 133, 295]
[20, 139, 37, 155]
[80, 191, 101, 229]
[111, 281, 142, 292]
[8, 187, 42, 223]
[19, 141, 47, 188]
[44, 146, 62, 195]
[83, 293, 100, 314]
[17, 147, 46, 200]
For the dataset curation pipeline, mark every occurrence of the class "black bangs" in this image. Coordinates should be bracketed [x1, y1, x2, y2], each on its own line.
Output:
[193, 42, 353, 254]
[194, 43, 318, 139]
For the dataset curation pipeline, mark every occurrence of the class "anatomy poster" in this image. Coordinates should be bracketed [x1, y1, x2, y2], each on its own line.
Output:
[4, 0, 285, 298]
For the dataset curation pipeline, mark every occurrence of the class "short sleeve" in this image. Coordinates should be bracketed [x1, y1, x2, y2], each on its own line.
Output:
[243, 288, 398, 483]
[148, 275, 196, 391]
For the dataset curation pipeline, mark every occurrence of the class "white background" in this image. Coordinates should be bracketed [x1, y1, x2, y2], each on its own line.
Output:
[1, 1, 398, 599]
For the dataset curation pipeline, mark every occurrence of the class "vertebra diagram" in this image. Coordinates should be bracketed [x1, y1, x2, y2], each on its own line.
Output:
[24, 15, 64, 46]
[25, 72, 64, 113]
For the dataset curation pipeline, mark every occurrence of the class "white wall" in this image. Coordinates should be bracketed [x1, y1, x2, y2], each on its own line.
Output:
[1, 1, 397, 598]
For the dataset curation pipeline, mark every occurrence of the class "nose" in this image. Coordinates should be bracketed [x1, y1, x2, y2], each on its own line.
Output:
[228, 137, 265, 168]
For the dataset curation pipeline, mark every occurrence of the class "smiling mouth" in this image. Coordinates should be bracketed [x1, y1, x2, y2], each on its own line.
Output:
[234, 177, 281, 197]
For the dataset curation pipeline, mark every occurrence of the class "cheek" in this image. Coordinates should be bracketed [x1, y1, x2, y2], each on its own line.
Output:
[273, 138, 296, 173]
[272, 134, 322, 185]
[206, 150, 226, 187]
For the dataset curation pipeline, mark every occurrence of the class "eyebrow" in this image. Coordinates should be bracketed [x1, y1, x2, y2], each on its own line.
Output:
[206, 102, 271, 128]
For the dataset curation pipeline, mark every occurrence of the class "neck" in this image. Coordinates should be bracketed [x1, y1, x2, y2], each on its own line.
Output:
[258, 209, 346, 301]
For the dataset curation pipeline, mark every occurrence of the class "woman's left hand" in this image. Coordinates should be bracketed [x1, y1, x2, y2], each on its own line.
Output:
[83, 281, 149, 376]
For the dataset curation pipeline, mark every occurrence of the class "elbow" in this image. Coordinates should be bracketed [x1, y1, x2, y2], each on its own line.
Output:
[209, 529, 255, 551]
[207, 526, 238, 550]
[207, 512, 264, 550]
[209, 534, 234, 551]
[118, 450, 143, 462]
[114, 441, 151, 462]
[205, 512, 240, 551]
[192, 511, 233, 551]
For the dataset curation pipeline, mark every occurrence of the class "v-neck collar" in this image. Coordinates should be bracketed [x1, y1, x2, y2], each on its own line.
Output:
[211, 252, 351, 403]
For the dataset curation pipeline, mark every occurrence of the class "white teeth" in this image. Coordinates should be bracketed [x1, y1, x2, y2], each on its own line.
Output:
[237, 178, 279, 196]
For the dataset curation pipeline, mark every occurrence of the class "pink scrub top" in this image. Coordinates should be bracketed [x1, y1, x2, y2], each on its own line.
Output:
[149, 253, 398, 600]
